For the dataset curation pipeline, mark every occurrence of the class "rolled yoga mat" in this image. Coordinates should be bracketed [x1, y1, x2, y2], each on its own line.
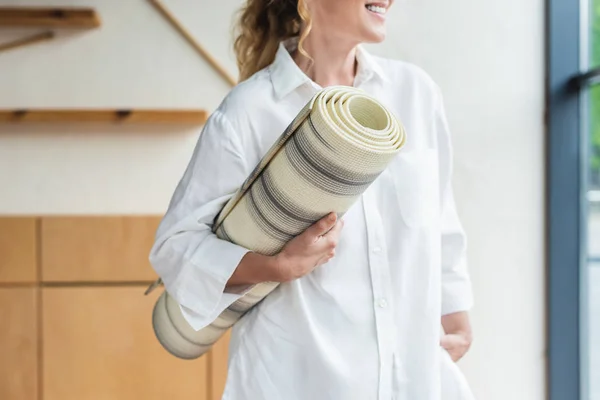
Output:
[150, 85, 407, 359]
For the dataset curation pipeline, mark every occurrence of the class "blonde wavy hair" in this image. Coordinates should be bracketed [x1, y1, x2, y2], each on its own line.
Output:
[233, 0, 312, 82]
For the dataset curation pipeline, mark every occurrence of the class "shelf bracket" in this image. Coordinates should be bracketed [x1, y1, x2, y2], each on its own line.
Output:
[148, 0, 237, 87]
[0, 30, 54, 54]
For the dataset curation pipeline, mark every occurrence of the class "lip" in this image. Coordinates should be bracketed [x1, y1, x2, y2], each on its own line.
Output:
[365, 1, 389, 9]
[365, 3, 388, 20]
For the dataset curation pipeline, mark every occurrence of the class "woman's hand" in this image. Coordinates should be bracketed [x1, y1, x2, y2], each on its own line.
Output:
[440, 332, 472, 362]
[272, 212, 344, 282]
[226, 212, 343, 288]
[440, 311, 473, 362]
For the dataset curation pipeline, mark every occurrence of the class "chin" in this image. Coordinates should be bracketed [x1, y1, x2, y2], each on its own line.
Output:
[361, 29, 387, 43]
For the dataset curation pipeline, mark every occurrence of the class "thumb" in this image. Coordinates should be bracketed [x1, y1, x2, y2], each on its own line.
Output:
[306, 213, 338, 240]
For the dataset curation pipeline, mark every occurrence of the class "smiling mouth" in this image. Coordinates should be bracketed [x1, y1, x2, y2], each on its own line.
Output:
[365, 4, 387, 15]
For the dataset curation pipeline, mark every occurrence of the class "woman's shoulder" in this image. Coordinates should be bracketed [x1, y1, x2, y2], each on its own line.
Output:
[206, 67, 276, 131]
[199, 67, 277, 152]
[219, 68, 274, 115]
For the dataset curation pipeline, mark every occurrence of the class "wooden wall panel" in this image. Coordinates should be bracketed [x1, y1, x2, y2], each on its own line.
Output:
[41, 216, 161, 282]
[210, 331, 231, 400]
[0, 217, 37, 283]
[42, 287, 208, 400]
[0, 288, 38, 400]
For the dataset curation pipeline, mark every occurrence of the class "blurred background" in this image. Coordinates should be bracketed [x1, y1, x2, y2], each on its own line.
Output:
[0, 0, 595, 399]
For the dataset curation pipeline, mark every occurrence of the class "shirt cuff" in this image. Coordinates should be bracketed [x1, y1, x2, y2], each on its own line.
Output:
[179, 287, 253, 331]
[176, 235, 252, 330]
[441, 279, 474, 316]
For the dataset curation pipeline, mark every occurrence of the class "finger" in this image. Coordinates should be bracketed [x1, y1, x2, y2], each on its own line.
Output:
[315, 251, 335, 267]
[318, 219, 343, 249]
[440, 334, 454, 350]
[306, 212, 338, 240]
[323, 218, 344, 240]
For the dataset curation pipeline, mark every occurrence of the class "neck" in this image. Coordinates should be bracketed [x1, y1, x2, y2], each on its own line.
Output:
[293, 33, 358, 88]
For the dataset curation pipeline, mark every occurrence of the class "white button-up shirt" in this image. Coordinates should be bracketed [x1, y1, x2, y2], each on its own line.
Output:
[150, 39, 475, 400]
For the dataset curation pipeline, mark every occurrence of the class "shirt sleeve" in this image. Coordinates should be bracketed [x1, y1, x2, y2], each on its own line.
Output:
[434, 86, 475, 316]
[149, 109, 253, 331]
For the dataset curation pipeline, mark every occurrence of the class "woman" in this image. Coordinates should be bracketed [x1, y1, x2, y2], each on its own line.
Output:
[149, 0, 475, 398]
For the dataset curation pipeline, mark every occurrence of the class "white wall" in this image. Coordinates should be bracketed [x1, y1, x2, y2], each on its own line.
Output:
[0, 0, 238, 214]
[0, 0, 546, 399]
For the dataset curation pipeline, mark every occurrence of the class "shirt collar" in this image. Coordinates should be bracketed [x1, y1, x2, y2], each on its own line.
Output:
[269, 38, 314, 100]
[269, 38, 389, 100]
[354, 44, 389, 85]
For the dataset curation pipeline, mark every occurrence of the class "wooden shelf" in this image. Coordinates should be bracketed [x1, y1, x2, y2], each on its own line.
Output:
[0, 7, 101, 29]
[0, 109, 207, 124]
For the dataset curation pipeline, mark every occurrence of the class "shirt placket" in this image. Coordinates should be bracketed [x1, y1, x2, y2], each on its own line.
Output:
[361, 187, 396, 400]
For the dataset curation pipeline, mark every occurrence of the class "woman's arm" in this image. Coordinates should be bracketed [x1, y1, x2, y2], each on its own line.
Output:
[149, 110, 255, 330]
[435, 87, 474, 317]
[150, 109, 344, 330]
[434, 85, 475, 361]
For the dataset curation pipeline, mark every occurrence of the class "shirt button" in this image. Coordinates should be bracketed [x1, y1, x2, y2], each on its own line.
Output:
[377, 298, 388, 308]
[373, 246, 382, 253]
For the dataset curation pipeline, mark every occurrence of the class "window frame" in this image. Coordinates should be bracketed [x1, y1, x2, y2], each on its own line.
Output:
[546, 0, 597, 398]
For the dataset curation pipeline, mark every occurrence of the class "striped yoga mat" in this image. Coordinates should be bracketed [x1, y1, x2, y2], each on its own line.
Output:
[150, 86, 407, 359]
